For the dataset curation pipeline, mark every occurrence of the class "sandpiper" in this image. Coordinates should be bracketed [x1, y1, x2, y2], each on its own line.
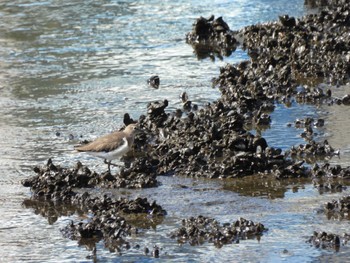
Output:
[76, 124, 139, 172]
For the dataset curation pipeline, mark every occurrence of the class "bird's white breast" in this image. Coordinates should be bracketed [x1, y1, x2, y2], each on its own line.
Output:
[87, 137, 130, 161]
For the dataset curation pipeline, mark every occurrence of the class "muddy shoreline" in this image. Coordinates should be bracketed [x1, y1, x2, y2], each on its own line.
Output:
[22, 0, 350, 259]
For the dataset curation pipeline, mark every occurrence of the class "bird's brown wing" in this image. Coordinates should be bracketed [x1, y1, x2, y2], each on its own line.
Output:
[75, 131, 126, 153]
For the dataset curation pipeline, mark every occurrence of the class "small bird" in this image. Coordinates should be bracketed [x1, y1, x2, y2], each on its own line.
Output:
[75, 124, 139, 172]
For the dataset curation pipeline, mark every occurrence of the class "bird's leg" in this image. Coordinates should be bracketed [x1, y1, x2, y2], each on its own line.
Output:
[104, 159, 122, 169]
[104, 159, 111, 173]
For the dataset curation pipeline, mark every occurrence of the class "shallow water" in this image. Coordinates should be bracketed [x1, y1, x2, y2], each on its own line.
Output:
[1, 0, 350, 262]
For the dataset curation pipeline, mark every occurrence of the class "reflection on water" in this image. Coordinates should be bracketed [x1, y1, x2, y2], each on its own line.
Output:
[223, 175, 311, 199]
[22, 199, 86, 225]
[1, 0, 350, 262]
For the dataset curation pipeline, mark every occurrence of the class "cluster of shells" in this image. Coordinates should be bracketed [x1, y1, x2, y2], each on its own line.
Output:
[24, 158, 158, 192]
[170, 216, 266, 247]
[22, 0, 350, 256]
[185, 15, 238, 59]
[308, 231, 344, 250]
[239, 3, 349, 88]
[286, 140, 338, 161]
[308, 230, 350, 251]
[22, 159, 165, 255]
[324, 195, 350, 219]
[137, 0, 350, 251]
[61, 193, 166, 254]
[312, 163, 350, 194]
[135, 2, 350, 183]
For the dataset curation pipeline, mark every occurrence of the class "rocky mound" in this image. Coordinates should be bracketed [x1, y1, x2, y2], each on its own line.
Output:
[22, 159, 165, 254]
[186, 15, 238, 59]
[135, 2, 350, 181]
[323, 195, 350, 219]
[170, 216, 267, 247]
[307, 231, 348, 250]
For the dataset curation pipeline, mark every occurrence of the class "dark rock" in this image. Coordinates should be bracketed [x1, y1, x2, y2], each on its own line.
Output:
[186, 15, 237, 60]
[308, 231, 347, 251]
[123, 113, 137, 126]
[147, 75, 160, 88]
[279, 15, 296, 27]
